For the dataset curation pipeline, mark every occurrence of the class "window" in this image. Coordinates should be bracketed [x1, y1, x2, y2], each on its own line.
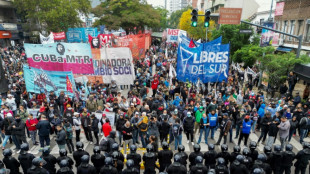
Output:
[283, 20, 288, 40]
[260, 19, 264, 25]
[289, 20, 295, 41]
[297, 20, 304, 36]
[306, 23, 310, 42]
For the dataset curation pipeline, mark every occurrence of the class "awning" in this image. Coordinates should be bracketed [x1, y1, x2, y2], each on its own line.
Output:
[294, 63, 310, 83]
[276, 46, 292, 52]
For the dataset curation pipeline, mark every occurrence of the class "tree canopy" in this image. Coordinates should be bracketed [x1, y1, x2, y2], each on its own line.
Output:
[211, 24, 258, 55]
[152, 7, 169, 32]
[92, 0, 160, 33]
[14, 0, 91, 32]
[179, 9, 215, 40]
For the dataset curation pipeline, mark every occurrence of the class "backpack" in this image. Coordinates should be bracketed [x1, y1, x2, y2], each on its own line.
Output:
[139, 122, 147, 130]
[99, 137, 109, 151]
[172, 124, 180, 137]
[64, 124, 73, 139]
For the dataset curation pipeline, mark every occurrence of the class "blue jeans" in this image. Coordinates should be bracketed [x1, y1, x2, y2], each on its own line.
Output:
[2, 135, 11, 148]
[117, 131, 123, 145]
[197, 127, 209, 144]
[300, 129, 307, 144]
[139, 131, 147, 148]
[174, 134, 182, 150]
[209, 127, 216, 139]
[251, 120, 257, 132]
[235, 125, 240, 138]
[288, 128, 296, 142]
[132, 129, 139, 144]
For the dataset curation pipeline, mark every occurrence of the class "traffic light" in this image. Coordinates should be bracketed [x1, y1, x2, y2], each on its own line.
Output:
[191, 9, 198, 27]
[204, 10, 211, 27]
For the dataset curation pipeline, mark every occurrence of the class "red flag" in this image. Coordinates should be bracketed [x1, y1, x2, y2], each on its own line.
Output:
[66, 75, 73, 93]
[189, 39, 195, 48]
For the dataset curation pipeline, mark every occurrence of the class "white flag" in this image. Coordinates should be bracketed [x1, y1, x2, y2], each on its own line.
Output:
[165, 47, 168, 58]
[169, 63, 176, 85]
[40, 33, 54, 44]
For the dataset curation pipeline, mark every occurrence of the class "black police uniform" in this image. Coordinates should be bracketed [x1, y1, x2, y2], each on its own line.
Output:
[158, 149, 173, 172]
[190, 164, 208, 174]
[204, 149, 217, 169]
[269, 151, 283, 174]
[280, 150, 295, 174]
[217, 152, 231, 165]
[18, 152, 35, 174]
[174, 152, 188, 170]
[143, 151, 158, 174]
[73, 150, 90, 167]
[229, 160, 249, 174]
[99, 165, 118, 174]
[91, 153, 105, 174]
[249, 150, 259, 162]
[253, 160, 271, 174]
[229, 152, 240, 163]
[294, 148, 310, 174]
[189, 152, 203, 168]
[127, 152, 142, 171]
[56, 156, 74, 169]
[122, 168, 140, 174]
[167, 162, 187, 174]
[27, 166, 49, 174]
[215, 164, 229, 174]
[77, 163, 97, 174]
[3, 156, 21, 174]
[56, 167, 74, 174]
[243, 156, 253, 171]
[41, 154, 57, 174]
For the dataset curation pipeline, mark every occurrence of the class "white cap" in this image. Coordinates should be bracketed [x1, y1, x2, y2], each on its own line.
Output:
[187, 112, 191, 115]
[74, 112, 79, 115]
[6, 113, 12, 117]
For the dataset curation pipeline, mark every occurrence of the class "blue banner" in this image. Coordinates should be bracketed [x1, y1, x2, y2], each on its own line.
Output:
[179, 35, 222, 47]
[261, 22, 274, 47]
[177, 40, 229, 83]
[23, 65, 75, 97]
[67, 28, 98, 43]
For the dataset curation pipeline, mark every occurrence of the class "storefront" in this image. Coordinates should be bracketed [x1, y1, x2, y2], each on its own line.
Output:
[0, 30, 12, 47]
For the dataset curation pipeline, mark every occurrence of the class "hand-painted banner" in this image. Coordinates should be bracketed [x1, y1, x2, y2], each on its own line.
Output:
[261, 22, 274, 47]
[25, 42, 94, 74]
[177, 40, 229, 83]
[96, 47, 135, 85]
[99, 34, 113, 47]
[40, 33, 54, 44]
[88, 35, 101, 48]
[52, 32, 66, 40]
[23, 65, 75, 97]
[67, 28, 98, 43]
[166, 28, 187, 43]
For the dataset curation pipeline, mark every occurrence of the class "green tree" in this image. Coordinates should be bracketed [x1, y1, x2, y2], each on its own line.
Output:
[211, 24, 256, 55]
[13, 0, 91, 32]
[167, 6, 191, 29]
[233, 45, 274, 67]
[153, 7, 168, 32]
[179, 9, 215, 40]
[92, 0, 160, 34]
[259, 53, 310, 87]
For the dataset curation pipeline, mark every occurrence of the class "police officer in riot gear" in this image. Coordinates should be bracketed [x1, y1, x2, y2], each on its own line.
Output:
[190, 156, 208, 174]
[126, 145, 141, 172]
[230, 145, 241, 163]
[249, 141, 259, 161]
[270, 144, 282, 174]
[56, 160, 74, 174]
[91, 146, 105, 174]
[111, 151, 124, 173]
[57, 149, 74, 169]
[229, 155, 249, 174]
[122, 159, 140, 174]
[109, 143, 125, 162]
[252, 168, 264, 174]
[189, 144, 203, 168]
[73, 141, 90, 168]
[27, 157, 49, 174]
[167, 154, 187, 174]
[77, 155, 96, 174]
[253, 154, 271, 174]
[294, 142, 310, 174]
[99, 157, 118, 174]
[41, 146, 57, 174]
[143, 144, 158, 174]
[217, 144, 230, 165]
[2, 149, 21, 174]
[242, 148, 253, 170]
[263, 146, 272, 164]
[280, 144, 295, 174]
[18, 143, 35, 174]
[158, 142, 173, 172]
[215, 157, 229, 174]
[204, 144, 217, 169]
[174, 145, 188, 170]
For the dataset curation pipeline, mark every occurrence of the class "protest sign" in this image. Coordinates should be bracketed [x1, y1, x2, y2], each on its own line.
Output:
[25, 42, 94, 74]
[23, 65, 75, 97]
[176, 40, 229, 83]
[52, 32, 66, 40]
[102, 111, 115, 125]
[167, 28, 180, 43]
[67, 28, 98, 43]
[27, 109, 40, 118]
[40, 33, 54, 44]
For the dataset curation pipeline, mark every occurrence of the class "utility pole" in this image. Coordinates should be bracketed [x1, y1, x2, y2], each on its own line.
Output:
[268, 0, 274, 22]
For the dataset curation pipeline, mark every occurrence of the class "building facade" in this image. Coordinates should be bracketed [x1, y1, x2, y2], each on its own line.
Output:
[169, 0, 189, 13]
[0, 0, 22, 47]
[274, 0, 310, 55]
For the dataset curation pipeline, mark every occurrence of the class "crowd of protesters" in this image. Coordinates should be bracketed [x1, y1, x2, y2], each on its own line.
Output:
[0, 41, 310, 174]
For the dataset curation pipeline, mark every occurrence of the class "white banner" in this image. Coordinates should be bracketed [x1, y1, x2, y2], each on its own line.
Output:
[40, 33, 54, 44]
[100, 47, 135, 85]
[103, 111, 115, 125]
[27, 108, 40, 118]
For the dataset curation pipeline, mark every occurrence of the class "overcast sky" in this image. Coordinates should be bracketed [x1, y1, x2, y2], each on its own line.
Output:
[147, 0, 166, 8]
